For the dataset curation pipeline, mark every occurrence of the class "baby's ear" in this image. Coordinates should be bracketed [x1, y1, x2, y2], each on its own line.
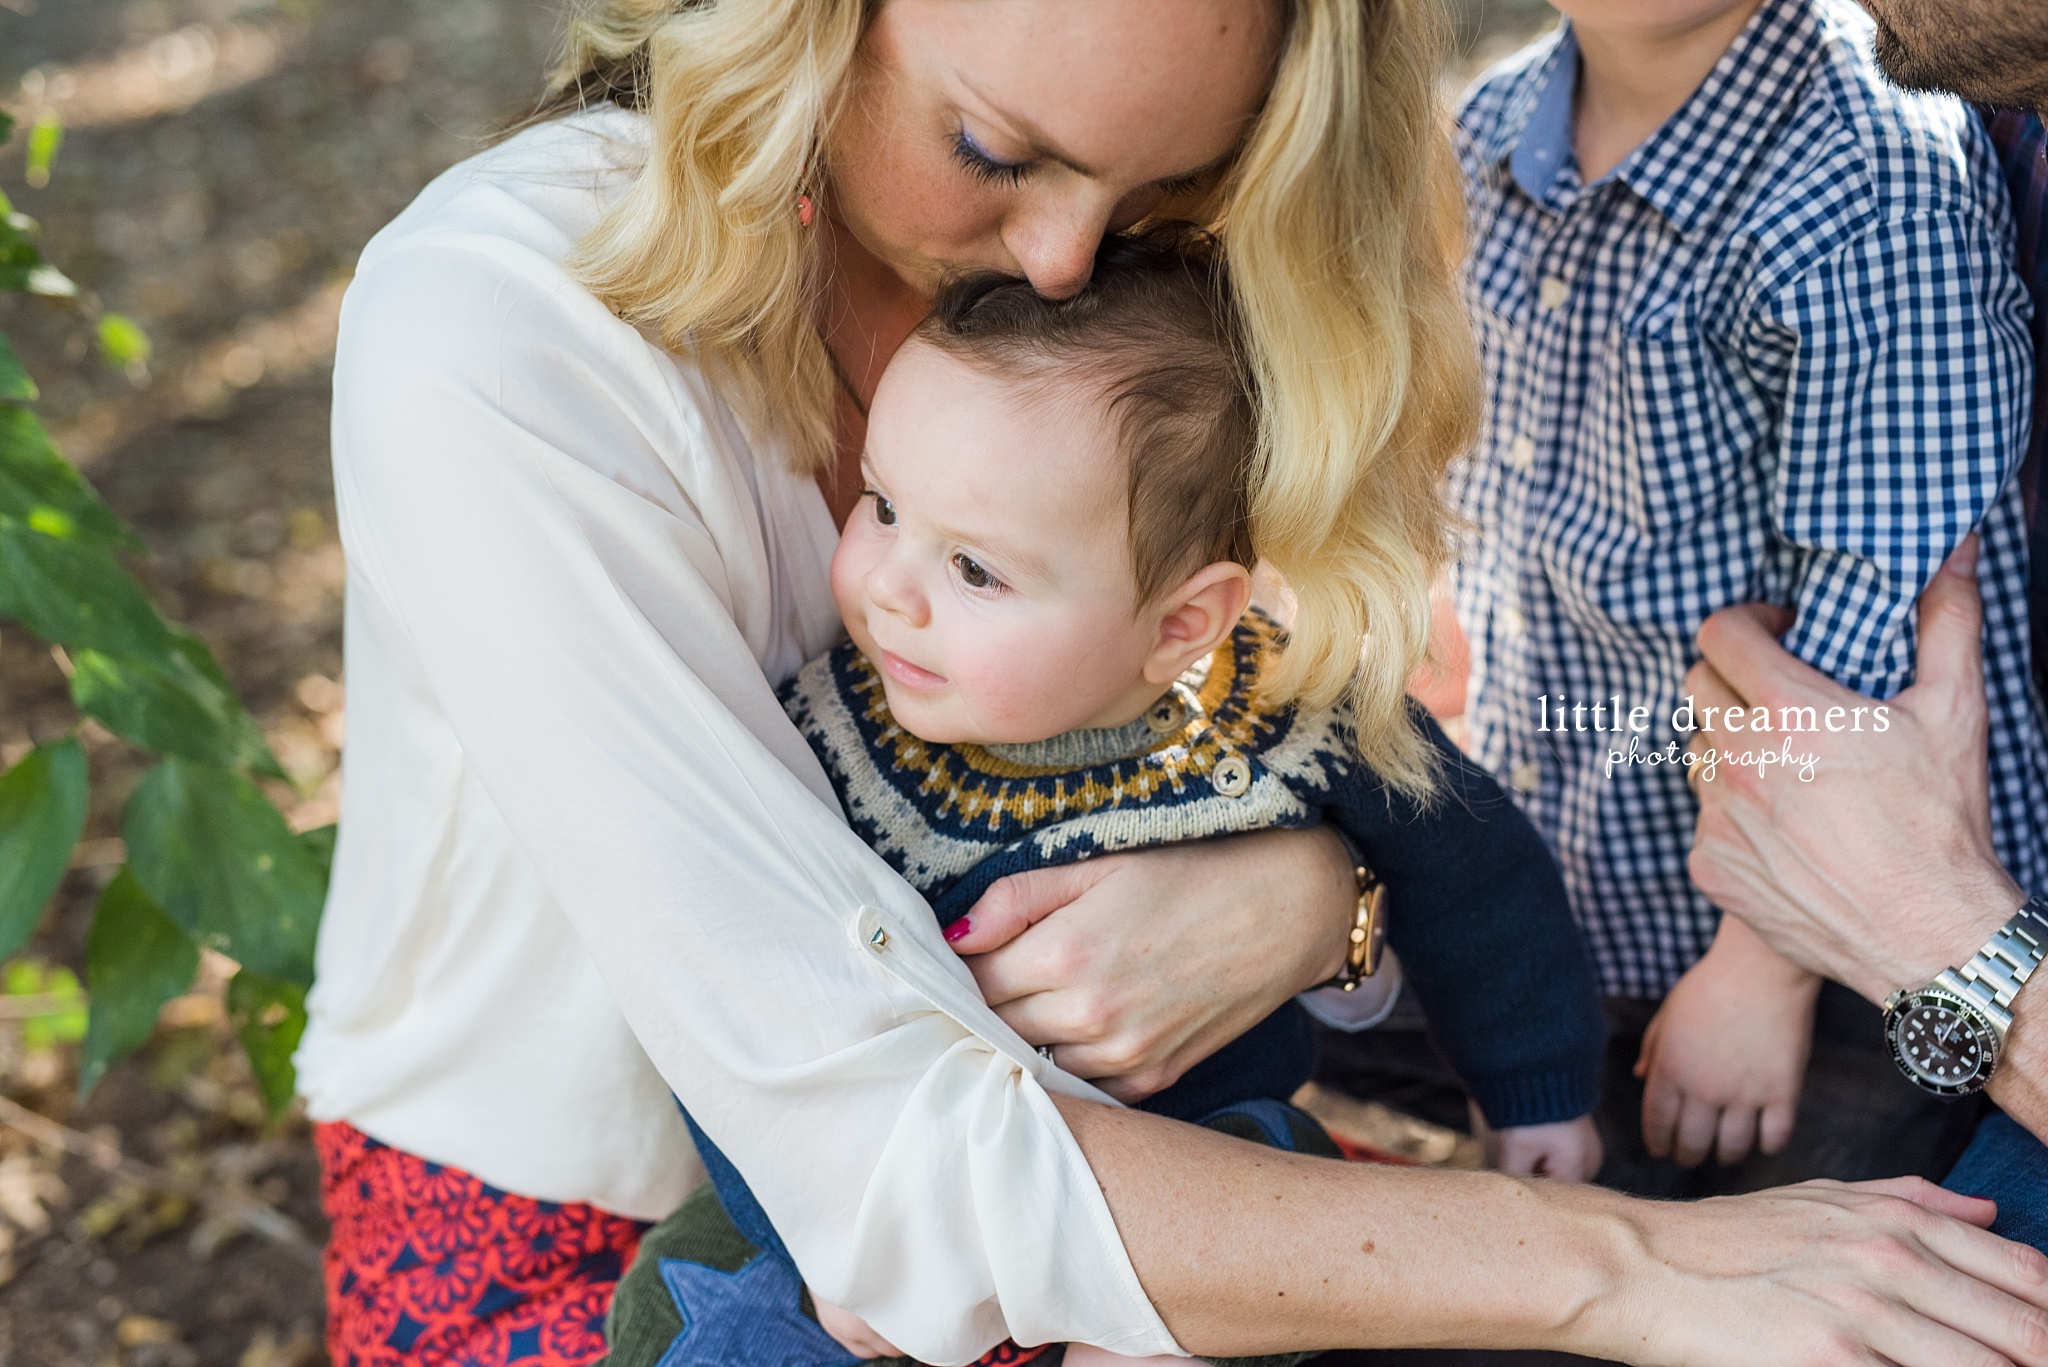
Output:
[1143, 562, 1254, 685]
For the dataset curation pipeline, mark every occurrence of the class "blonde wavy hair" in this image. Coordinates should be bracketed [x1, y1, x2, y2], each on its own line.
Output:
[538, 0, 1478, 796]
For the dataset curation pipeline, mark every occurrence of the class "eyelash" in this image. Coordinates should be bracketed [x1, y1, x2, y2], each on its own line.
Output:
[952, 127, 1209, 200]
[952, 552, 1006, 594]
[952, 128, 1031, 186]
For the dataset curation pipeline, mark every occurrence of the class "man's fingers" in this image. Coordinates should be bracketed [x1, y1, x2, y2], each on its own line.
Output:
[1694, 601, 1829, 712]
[950, 861, 1112, 956]
[1908, 535, 1988, 717]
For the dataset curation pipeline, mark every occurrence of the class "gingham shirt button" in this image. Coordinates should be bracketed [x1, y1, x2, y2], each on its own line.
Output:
[1498, 605, 1526, 639]
[1211, 755, 1253, 798]
[1509, 761, 1540, 794]
[1507, 435, 1537, 470]
[1538, 275, 1571, 310]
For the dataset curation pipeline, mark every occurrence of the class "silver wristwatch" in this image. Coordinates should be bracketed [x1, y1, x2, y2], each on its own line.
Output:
[1883, 896, 2048, 1097]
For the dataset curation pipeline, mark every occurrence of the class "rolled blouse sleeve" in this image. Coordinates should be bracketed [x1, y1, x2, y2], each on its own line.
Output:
[320, 171, 1178, 1361]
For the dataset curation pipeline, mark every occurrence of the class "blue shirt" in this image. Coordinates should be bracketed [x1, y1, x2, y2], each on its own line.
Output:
[1452, 0, 2048, 997]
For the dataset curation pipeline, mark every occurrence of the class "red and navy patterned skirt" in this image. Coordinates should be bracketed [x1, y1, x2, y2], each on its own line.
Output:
[317, 1122, 1054, 1367]
[316, 1121, 648, 1367]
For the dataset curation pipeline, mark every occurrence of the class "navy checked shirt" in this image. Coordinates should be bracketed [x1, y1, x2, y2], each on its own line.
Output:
[1451, 0, 2048, 997]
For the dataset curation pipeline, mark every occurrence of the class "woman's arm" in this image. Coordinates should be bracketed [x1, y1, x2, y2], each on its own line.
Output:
[1058, 1094, 2048, 1365]
[332, 235, 1178, 1364]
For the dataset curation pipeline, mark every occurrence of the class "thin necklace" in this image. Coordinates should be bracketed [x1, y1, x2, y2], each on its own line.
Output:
[824, 343, 868, 419]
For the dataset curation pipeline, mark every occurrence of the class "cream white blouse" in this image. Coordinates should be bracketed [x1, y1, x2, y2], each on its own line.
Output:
[296, 109, 1179, 1364]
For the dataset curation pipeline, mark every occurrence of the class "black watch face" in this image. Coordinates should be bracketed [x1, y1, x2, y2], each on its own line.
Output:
[1892, 999, 1994, 1093]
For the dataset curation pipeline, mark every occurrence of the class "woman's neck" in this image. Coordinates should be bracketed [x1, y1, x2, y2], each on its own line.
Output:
[815, 218, 929, 527]
[1570, 0, 1763, 184]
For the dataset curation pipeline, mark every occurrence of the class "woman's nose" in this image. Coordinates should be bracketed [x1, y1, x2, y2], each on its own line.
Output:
[1002, 193, 1115, 300]
[865, 554, 930, 628]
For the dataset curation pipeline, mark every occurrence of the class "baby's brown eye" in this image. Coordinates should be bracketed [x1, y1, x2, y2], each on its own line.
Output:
[868, 491, 897, 526]
[953, 553, 998, 590]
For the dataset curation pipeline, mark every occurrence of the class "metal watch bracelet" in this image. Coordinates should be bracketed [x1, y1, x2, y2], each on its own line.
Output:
[1949, 894, 2048, 1032]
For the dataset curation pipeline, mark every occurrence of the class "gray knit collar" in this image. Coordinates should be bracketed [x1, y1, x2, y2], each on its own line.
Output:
[980, 682, 1201, 769]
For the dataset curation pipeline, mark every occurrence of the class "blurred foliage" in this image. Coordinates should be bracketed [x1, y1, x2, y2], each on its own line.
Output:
[3, 959, 87, 1049]
[0, 110, 325, 1114]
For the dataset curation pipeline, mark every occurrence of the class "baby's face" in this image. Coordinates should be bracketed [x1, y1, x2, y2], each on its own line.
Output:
[831, 342, 1171, 745]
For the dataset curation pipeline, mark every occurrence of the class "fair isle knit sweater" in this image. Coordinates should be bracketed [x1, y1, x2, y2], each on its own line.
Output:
[782, 611, 1605, 1129]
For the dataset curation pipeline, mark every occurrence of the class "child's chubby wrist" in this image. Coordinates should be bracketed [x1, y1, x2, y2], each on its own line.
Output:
[1698, 917, 1821, 996]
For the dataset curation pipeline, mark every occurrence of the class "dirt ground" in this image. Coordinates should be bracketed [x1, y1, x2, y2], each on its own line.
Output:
[0, 3, 1557, 1364]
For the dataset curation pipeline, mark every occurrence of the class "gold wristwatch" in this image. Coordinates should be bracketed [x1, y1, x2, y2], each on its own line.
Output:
[1321, 860, 1387, 991]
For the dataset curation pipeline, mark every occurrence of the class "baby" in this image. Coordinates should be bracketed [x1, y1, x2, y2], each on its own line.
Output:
[605, 232, 1605, 1367]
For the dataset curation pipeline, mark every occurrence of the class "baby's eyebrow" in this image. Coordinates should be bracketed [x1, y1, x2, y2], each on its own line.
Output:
[933, 514, 1055, 585]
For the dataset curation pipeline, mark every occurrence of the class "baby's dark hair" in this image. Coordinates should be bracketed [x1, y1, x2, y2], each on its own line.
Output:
[913, 225, 1256, 605]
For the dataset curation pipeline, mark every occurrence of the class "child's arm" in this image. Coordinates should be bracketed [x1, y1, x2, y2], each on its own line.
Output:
[1488, 1114, 1604, 1183]
[1326, 705, 1606, 1135]
[1635, 915, 1820, 1167]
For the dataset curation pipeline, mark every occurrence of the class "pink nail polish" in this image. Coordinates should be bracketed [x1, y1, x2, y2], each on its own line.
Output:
[943, 917, 972, 943]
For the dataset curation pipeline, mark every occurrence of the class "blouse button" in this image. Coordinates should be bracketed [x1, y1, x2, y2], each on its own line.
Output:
[1507, 435, 1536, 471]
[1509, 761, 1541, 795]
[1211, 755, 1253, 798]
[1538, 276, 1571, 310]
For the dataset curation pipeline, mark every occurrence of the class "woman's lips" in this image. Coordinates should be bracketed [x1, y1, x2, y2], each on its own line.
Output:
[878, 649, 948, 692]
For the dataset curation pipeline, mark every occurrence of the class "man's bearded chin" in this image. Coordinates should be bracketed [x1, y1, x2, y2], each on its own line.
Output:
[1871, 16, 2048, 112]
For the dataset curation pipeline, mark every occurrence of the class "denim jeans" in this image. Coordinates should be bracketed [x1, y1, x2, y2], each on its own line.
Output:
[1946, 1108, 2048, 1252]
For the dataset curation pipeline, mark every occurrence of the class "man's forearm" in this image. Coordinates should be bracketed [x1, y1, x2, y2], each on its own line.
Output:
[1994, 990, 2048, 1138]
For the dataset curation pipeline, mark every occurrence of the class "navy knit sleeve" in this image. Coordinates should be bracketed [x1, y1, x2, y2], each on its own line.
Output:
[1324, 707, 1605, 1129]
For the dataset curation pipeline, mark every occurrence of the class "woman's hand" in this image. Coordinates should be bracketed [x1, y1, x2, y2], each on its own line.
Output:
[945, 827, 1355, 1101]
[1634, 916, 1820, 1167]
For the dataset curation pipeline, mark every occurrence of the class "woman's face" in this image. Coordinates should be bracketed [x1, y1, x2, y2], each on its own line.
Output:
[824, 0, 1283, 300]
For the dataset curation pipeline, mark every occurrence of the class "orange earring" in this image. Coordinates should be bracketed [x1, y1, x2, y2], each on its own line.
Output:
[796, 193, 815, 227]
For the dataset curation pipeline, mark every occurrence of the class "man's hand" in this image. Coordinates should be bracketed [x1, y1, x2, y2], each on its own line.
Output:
[1635, 917, 1819, 1167]
[1684, 540, 2020, 1002]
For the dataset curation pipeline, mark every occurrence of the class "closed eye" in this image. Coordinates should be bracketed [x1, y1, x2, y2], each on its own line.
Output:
[952, 127, 1032, 186]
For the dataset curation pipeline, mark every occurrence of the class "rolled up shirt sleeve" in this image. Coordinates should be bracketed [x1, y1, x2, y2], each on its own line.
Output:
[327, 232, 1181, 1363]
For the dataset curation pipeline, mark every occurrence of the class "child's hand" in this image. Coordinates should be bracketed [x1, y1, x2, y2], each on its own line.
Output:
[1489, 1114, 1603, 1182]
[814, 1294, 903, 1359]
[1635, 916, 1821, 1167]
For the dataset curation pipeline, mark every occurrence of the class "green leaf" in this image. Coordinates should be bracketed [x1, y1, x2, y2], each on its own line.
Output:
[3, 961, 87, 1049]
[0, 516, 173, 657]
[71, 633, 280, 775]
[96, 314, 151, 369]
[0, 406, 137, 550]
[0, 738, 88, 960]
[80, 868, 198, 1094]
[0, 215, 40, 294]
[297, 824, 337, 883]
[122, 759, 324, 987]
[227, 969, 306, 1118]
[24, 111, 61, 190]
[0, 112, 14, 145]
[0, 331, 35, 403]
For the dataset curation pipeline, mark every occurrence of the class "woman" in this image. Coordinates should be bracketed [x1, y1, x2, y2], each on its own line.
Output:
[299, 1, 2048, 1364]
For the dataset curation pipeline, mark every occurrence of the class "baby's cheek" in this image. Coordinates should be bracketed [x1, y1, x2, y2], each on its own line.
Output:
[947, 631, 1070, 740]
